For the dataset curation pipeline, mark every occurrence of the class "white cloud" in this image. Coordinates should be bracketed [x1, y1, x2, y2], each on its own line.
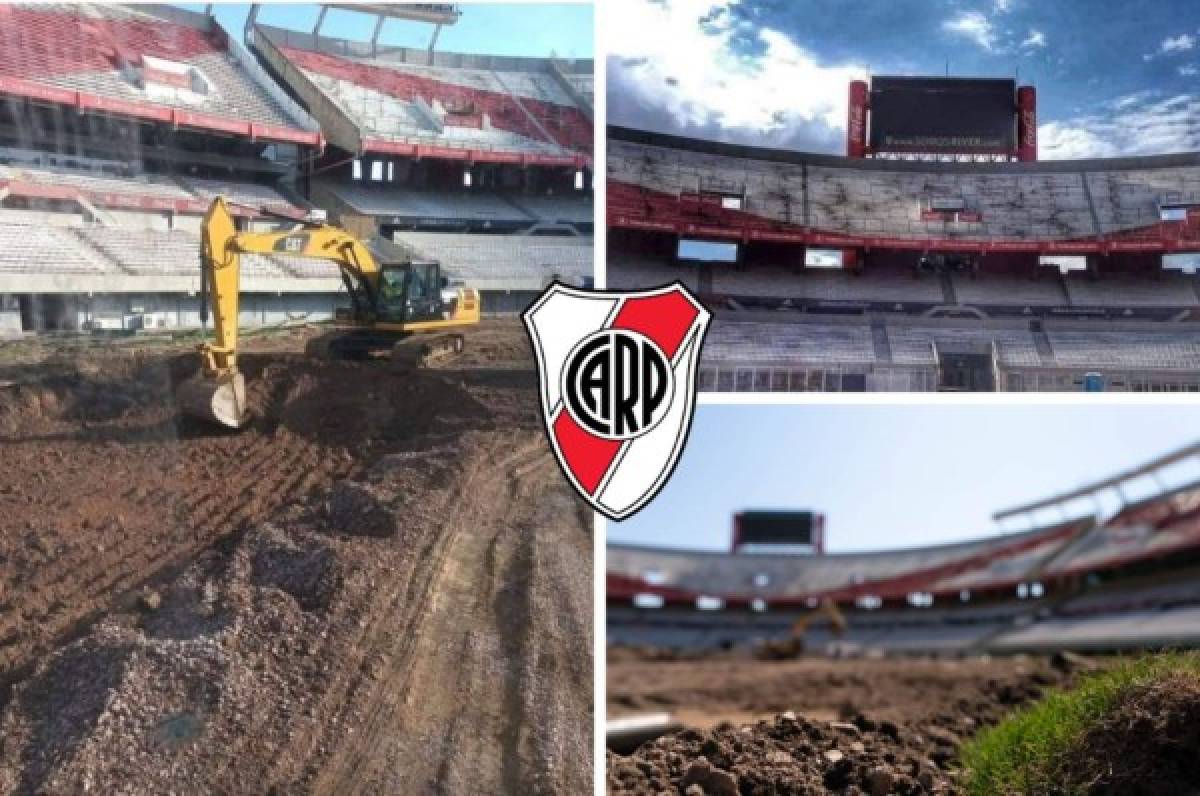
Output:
[606, 0, 866, 147]
[1161, 33, 1196, 54]
[993, 0, 1012, 11]
[942, 11, 995, 51]
[1021, 29, 1046, 50]
[1181, 64, 1199, 76]
[1039, 93, 1200, 159]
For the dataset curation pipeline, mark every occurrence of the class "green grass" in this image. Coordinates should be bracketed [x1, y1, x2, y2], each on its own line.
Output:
[959, 652, 1200, 795]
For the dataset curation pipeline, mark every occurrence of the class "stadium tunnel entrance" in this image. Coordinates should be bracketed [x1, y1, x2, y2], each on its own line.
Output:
[935, 343, 996, 391]
[16, 294, 81, 333]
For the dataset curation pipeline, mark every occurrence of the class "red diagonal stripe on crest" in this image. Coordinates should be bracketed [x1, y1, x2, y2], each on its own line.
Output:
[610, 291, 699, 359]
[553, 410, 622, 494]
[552, 290, 701, 499]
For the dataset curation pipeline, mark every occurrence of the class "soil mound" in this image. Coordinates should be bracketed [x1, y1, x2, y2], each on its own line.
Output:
[1062, 673, 1200, 795]
[608, 655, 1083, 795]
[249, 524, 340, 611]
[608, 712, 955, 795]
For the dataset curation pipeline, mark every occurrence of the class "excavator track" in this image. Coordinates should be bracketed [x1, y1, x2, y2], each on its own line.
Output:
[390, 332, 466, 369]
[304, 330, 468, 368]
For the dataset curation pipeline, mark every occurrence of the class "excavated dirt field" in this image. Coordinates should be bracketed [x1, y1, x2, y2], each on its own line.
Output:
[0, 320, 592, 794]
[607, 648, 1094, 794]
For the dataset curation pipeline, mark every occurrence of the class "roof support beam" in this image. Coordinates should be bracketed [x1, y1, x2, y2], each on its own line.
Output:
[371, 14, 386, 58]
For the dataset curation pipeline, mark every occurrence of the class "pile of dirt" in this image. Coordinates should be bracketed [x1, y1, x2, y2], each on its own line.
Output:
[0, 358, 175, 436]
[1060, 673, 1200, 794]
[608, 654, 1087, 794]
[608, 712, 955, 795]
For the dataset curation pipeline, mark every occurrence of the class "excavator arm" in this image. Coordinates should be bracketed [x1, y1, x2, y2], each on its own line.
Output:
[181, 196, 479, 429]
[183, 197, 385, 429]
[199, 197, 384, 366]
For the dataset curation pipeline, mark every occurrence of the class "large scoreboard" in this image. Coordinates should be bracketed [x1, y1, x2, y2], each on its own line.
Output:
[859, 76, 1026, 158]
[870, 77, 1016, 153]
[732, 510, 825, 553]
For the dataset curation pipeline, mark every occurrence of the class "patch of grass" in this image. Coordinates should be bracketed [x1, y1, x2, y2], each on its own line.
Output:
[959, 652, 1200, 795]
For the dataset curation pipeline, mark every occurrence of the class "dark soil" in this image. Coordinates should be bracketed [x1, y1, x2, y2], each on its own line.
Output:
[607, 651, 1092, 795]
[1061, 673, 1200, 795]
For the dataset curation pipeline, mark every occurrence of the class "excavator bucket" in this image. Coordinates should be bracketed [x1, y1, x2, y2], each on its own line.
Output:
[177, 371, 249, 429]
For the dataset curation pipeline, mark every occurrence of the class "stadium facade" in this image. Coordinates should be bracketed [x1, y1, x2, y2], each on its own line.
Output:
[607, 123, 1200, 391]
[608, 443, 1200, 655]
[0, 3, 593, 335]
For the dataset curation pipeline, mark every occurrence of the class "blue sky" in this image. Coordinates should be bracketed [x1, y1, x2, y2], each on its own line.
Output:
[608, 403, 1200, 553]
[606, 0, 1200, 158]
[177, 3, 593, 59]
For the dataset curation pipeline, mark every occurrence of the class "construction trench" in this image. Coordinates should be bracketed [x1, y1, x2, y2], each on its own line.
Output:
[0, 320, 592, 794]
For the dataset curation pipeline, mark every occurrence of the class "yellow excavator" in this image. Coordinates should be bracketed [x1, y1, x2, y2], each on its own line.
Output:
[754, 597, 848, 660]
[177, 197, 480, 429]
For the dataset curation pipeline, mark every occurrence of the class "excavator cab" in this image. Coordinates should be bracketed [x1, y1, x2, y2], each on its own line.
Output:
[375, 260, 447, 324]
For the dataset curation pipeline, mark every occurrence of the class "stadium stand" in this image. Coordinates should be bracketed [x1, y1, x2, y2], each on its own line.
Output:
[0, 4, 593, 333]
[0, 222, 110, 274]
[396, 231, 590, 291]
[322, 183, 535, 225]
[711, 265, 944, 304]
[180, 177, 305, 215]
[253, 23, 591, 164]
[949, 272, 1066, 308]
[608, 131, 1200, 245]
[609, 444, 1200, 655]
[608, 125, 1200, 390]
[0, 4, 318, 143]
[693, 315, 1200, 392]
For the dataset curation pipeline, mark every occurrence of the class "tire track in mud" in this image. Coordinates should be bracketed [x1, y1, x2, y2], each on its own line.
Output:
[309, 436, 591, 795]
[0, 405, 357, 694]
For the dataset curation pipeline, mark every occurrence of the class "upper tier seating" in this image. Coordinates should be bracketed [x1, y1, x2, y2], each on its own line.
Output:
[608, 139, 1200, 243]
[607, 524, 1067, 601]
[0, 4, 302, 129]
[279, 45, 590, 156]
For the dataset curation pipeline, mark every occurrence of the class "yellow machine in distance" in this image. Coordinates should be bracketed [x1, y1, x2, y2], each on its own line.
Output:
[178, 197, 480, 429]
[755, 597, 848, 660]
